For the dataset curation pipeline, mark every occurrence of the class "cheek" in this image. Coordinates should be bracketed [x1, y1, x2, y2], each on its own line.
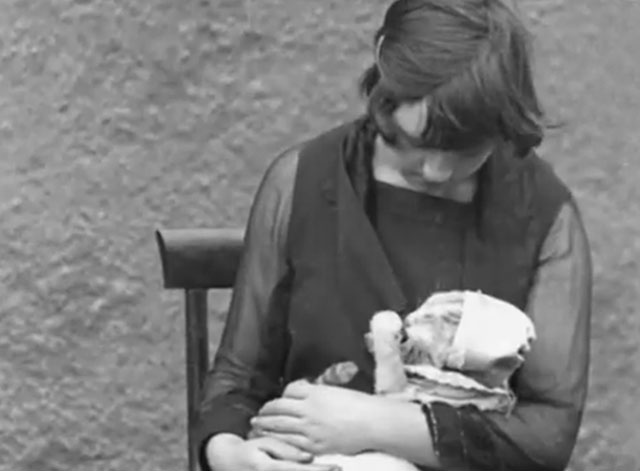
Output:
[450, 156, 485, 179]
[397, 151, 425, 172]
[397, 148, 489, 181]
[450, 161, 474, 178]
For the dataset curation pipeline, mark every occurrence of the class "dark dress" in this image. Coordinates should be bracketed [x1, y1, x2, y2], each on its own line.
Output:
[197, 120, 591, 471]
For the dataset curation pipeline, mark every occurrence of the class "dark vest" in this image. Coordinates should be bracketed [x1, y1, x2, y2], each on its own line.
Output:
[282, 120, 571, 393]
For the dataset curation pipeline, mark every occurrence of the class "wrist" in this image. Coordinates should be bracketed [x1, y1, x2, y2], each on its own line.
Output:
[360, 394, 393, 452]
[365, 398, 429, 456]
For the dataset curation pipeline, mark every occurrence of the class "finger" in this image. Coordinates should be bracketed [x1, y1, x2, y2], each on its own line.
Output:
[257, 432, 314, 455]
[267, 459, 341, 471]
[259, 398, 306, 418]
[283, 379, 313, 399]
[251, 415, 305, 435]
[248, 449, 341, 471]
[252, 436, 314, 463]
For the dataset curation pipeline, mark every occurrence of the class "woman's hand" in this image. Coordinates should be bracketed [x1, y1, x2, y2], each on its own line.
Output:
[250, 380, 380, 456]
[205, 433, 341, 471]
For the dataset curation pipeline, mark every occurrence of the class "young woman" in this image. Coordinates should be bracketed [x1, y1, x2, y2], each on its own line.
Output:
[198, 1, 592, 470]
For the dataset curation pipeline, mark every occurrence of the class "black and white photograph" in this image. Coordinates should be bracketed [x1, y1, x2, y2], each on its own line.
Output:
[1, 1, 638, 470]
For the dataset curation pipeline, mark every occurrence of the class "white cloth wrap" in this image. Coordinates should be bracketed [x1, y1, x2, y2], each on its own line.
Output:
[403, 291, 537, 413]
[451, 291, 536, 372]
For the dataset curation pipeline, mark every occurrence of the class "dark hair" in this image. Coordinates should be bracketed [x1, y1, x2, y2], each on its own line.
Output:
[360, 0, 544, 153]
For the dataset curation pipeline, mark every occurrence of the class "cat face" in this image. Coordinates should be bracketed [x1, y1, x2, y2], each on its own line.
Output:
[366, 303, 462, 369]
[400, 303, 461, 368]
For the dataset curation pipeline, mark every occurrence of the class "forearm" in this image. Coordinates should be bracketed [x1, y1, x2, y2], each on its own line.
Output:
[196, 149, 297, 469]
[478, 198, 591, 470]
[361, 395, 577, 471]
[480, 400, 584, 471]
[365, 397, 443, 469]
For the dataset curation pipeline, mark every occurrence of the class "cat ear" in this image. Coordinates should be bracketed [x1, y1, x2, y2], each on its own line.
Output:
[317, 361, 359, 385]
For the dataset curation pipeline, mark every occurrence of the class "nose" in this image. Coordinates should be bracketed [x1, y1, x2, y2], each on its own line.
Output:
[399, 326, 409, 344]
[421, 155, 453, 183]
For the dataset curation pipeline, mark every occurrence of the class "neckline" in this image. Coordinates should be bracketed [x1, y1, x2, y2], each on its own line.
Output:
[373, 179, 474, 225]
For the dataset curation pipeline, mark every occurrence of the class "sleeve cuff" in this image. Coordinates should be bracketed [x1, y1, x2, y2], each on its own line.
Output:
[196, 396, 258, 471]
[422, 402, 501, 471]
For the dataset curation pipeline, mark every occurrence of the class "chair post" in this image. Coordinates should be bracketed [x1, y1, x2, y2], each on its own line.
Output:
[185, 289, 209, 471]
[156, 228, 244, 470]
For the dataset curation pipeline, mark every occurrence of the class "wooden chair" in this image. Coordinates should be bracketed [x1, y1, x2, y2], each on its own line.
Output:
[155, 228, 245, 471]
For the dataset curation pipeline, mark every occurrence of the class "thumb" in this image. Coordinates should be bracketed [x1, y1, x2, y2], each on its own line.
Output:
[255, 437, 313, 463]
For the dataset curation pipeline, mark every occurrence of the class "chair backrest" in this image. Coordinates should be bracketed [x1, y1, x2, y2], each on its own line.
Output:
[156, 228, 245, 290]
[155, 228, 245, 471]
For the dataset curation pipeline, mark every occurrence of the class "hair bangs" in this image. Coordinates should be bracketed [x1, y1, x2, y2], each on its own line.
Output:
[420, 69, 503, 151]
[402, 32, 543, 152]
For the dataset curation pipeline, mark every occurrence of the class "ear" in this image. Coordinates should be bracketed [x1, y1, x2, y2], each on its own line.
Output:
[393, 97, 428, 138]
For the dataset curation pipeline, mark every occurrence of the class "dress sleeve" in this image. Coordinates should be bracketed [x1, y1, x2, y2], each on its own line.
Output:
[196, 147, 299, 471]
[425, 199, 593, 471]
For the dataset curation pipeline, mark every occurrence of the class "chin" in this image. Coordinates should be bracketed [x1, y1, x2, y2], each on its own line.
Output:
[403, 175, 447, 190]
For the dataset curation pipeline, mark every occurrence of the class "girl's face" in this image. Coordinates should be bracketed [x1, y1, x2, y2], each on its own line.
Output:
[380, 99, 495, 188]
